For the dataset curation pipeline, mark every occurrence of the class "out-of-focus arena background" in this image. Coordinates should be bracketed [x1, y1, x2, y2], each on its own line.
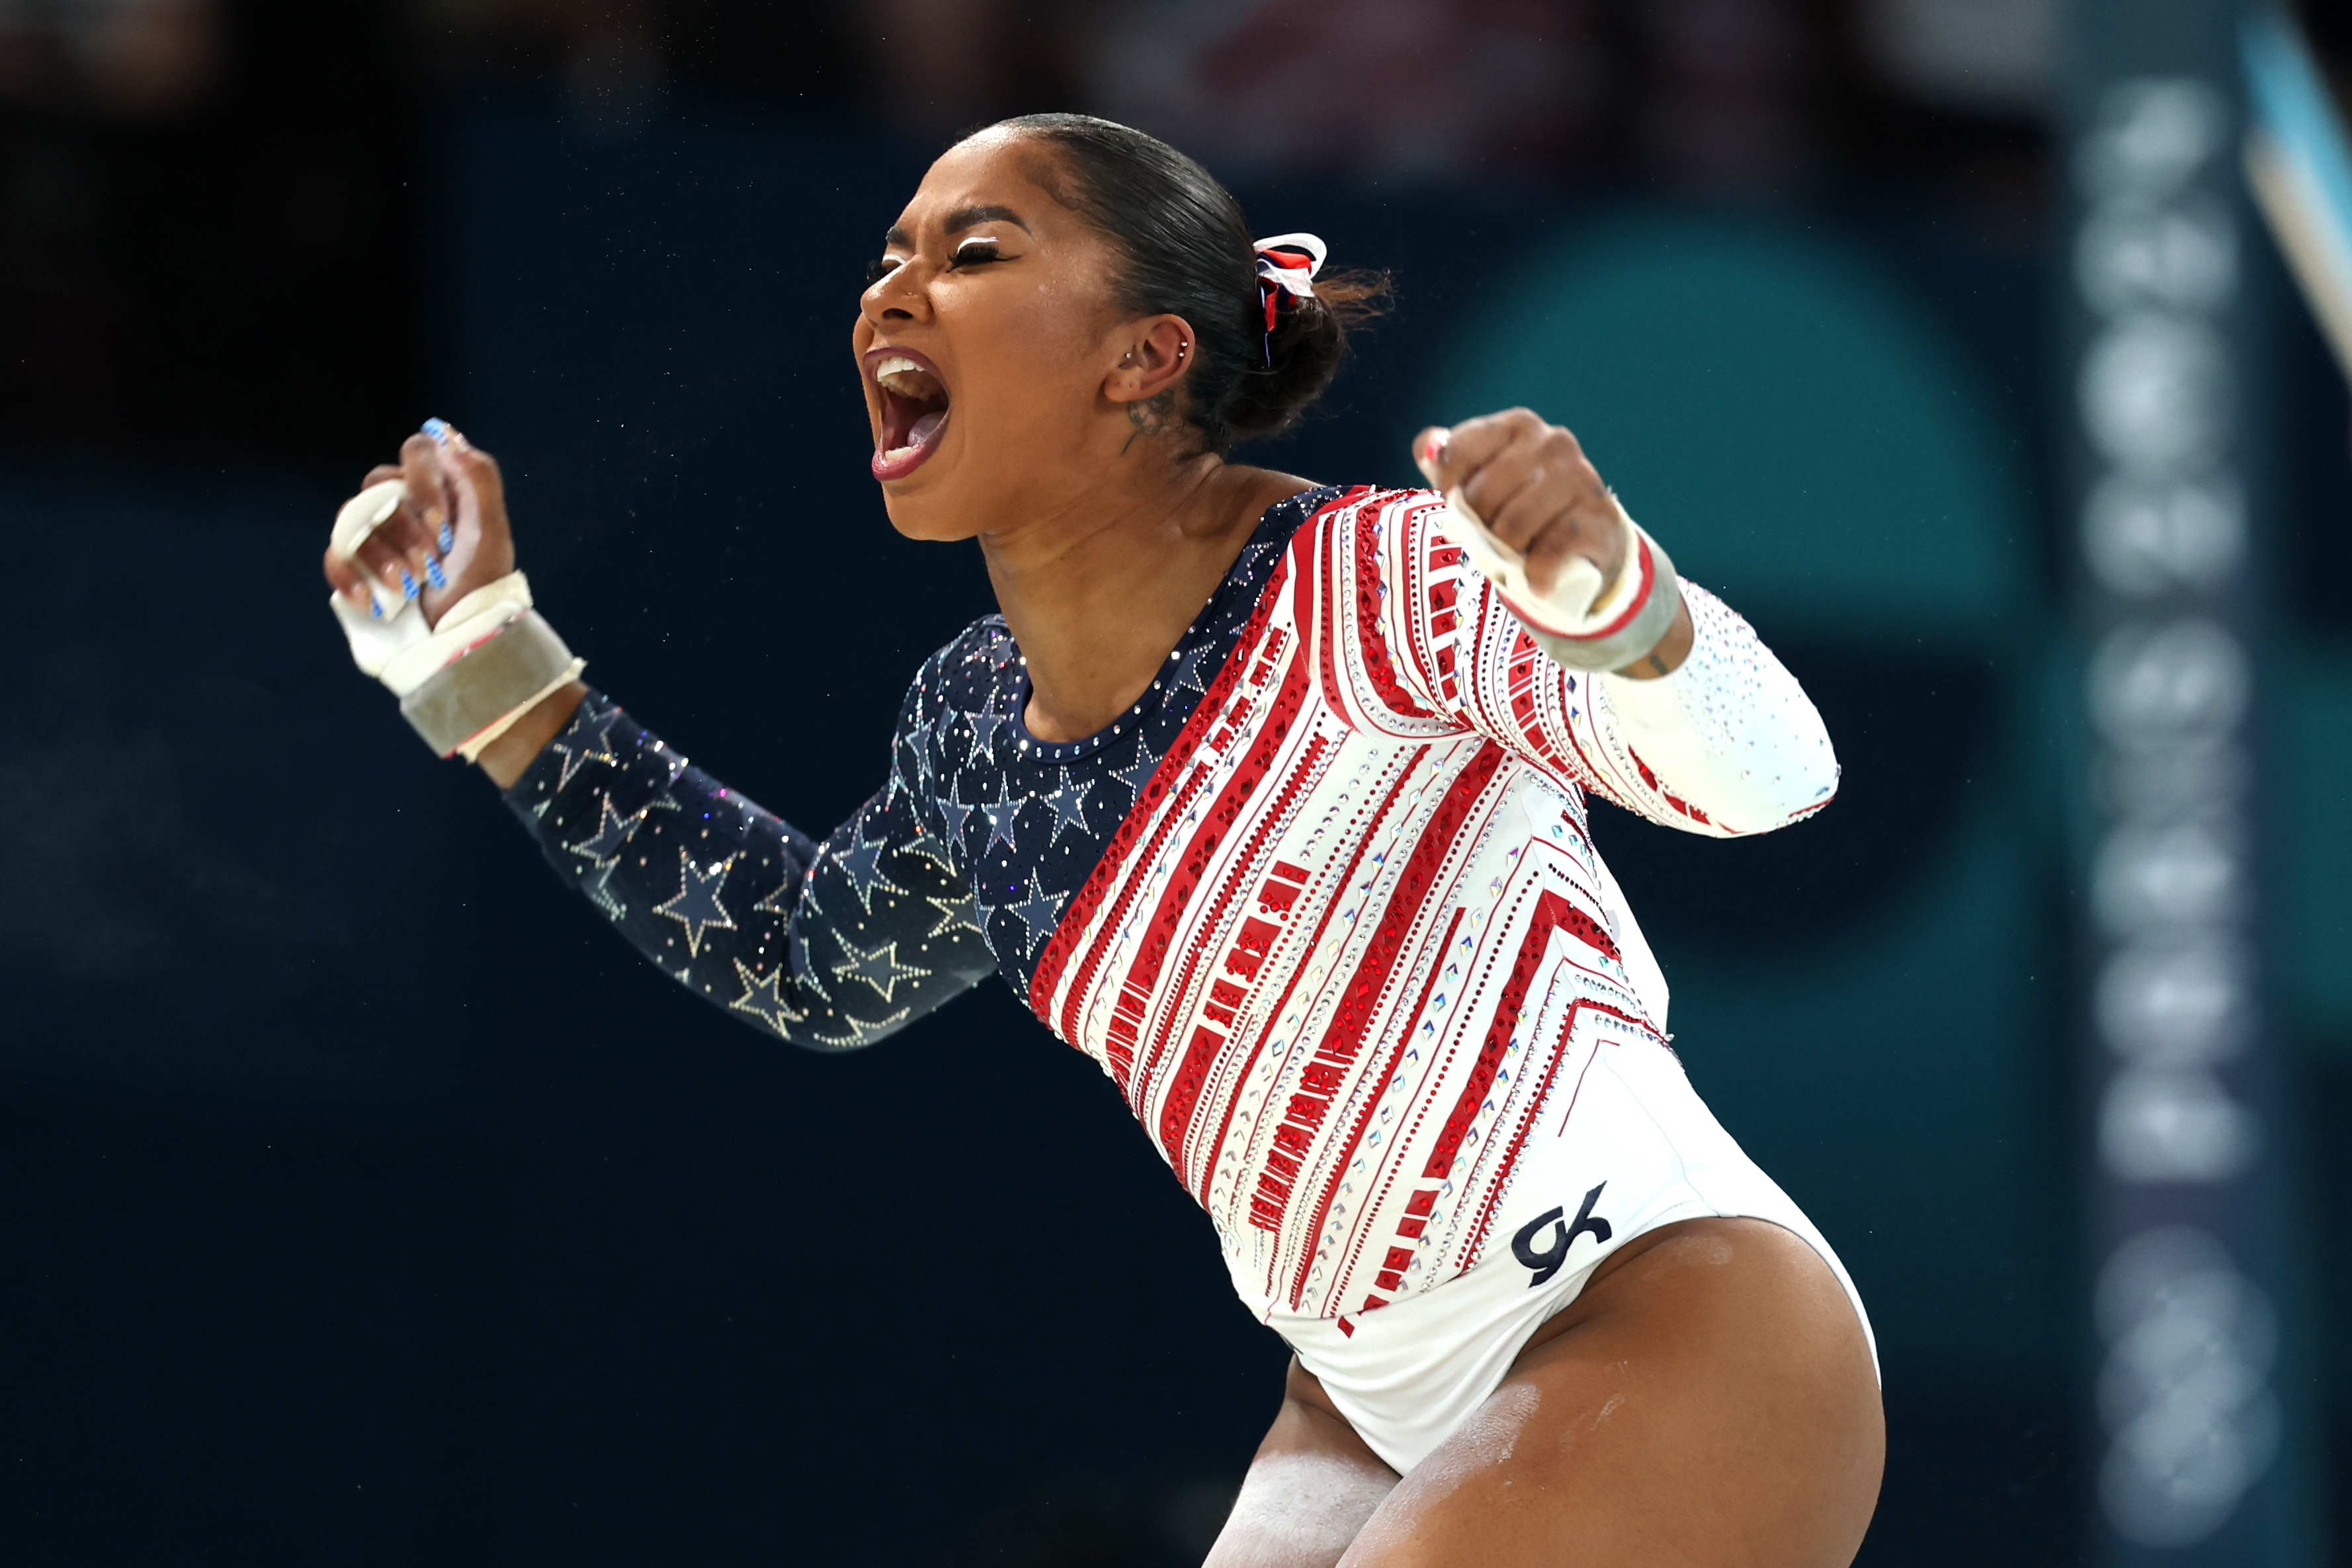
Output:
[0, 1, 2346, 1563]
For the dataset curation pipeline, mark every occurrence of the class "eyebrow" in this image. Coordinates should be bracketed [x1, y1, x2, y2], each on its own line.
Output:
[880, 205, 1032, 249]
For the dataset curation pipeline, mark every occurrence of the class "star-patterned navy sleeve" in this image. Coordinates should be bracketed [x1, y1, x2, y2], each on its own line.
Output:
[503, 688, 995, 1050]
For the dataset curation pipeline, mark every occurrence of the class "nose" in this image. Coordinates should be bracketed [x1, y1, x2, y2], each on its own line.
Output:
[862, 263, 929, 327]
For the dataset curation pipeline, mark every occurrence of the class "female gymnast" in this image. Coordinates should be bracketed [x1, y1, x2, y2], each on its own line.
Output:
[323, 113, 1882, 1566]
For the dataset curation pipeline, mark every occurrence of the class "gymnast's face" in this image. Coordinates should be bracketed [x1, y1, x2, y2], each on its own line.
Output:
[854, 132, 1151, 540]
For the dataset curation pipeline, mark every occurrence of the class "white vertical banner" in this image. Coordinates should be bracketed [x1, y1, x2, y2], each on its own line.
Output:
[2066, 5, 2312, 1562]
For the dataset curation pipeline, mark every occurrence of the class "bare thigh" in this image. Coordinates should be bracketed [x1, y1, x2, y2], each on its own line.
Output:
[1346, 1218, 1880, 1566]
[1206, 1219, 1882, 1568]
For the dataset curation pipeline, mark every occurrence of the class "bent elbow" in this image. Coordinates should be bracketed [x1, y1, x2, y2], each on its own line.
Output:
[1713, 714, 1837, 837]
[1783, 758, 1840, 827]
[1756, 720, 1839, 832]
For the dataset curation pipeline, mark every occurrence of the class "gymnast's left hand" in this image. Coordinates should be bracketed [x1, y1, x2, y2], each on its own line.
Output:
[1411, 408, 1693, 677]
[1411, 407, 1627, 604]
[322, 423, 517, 632]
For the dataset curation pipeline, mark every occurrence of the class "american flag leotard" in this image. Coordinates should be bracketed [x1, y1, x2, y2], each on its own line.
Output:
[508, 484, 1837, 1329]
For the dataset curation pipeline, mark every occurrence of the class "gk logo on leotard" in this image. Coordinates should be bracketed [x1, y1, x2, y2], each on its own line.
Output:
[1512, 1182, 1611, 1287]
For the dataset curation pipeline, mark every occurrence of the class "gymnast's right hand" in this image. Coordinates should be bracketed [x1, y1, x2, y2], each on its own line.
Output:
[321, 420, 517, 632]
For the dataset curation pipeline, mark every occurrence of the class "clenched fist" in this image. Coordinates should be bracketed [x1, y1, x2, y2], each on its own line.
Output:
[321, 421, 516, 633]
[1411, 408, 1691, 678]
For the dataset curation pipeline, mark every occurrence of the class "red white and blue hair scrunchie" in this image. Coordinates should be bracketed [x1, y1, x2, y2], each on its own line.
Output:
[1253, 231, 1327, 361]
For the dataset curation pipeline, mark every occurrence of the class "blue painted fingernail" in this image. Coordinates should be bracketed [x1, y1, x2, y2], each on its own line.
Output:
[438, 521, 454, 553]
[401, 569, 419, 600]
[425, 556, 447, 589]
[422, 417, 451, 446]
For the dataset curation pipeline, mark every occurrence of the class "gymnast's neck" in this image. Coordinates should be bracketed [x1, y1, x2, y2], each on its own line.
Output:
[976, 446, 1311, 745]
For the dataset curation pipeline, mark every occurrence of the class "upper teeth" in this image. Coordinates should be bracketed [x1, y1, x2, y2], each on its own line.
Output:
[875, 354, 933, 397]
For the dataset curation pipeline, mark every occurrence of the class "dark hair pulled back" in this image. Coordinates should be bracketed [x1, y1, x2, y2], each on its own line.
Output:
[989, 113, 1388, 454]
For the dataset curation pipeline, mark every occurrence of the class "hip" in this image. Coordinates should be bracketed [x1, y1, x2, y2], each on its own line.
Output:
[1247, 1034, 1875, 1474]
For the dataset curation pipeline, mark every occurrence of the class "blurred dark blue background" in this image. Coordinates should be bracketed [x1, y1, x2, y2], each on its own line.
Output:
[2, 3, 2349, 1563]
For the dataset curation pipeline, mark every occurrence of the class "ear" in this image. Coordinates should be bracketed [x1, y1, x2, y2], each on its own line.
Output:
[1103, 315, 1197, 405]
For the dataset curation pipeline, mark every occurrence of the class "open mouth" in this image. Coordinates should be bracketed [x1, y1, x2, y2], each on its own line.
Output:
[868, 349, 950, 481]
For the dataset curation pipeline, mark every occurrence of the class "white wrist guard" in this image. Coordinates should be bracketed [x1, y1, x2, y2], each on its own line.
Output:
[1430, 488, 1683, 673]
[327, 481, 584, 763]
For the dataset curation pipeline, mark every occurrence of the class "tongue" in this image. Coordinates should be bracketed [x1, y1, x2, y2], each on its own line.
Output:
[908, 407, 946, 446]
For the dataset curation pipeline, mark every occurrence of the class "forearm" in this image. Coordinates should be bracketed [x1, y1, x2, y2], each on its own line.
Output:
[506, 691, 993, 1050]
[478, 679, 589, 790]
[1589, 582, 1837, 835]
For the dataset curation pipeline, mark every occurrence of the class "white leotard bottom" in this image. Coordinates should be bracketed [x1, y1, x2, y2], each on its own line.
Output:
[1259, 1032, 1878, 1475]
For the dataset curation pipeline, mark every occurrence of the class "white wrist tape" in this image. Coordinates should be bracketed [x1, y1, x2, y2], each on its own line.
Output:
[330, 479, 422, 624]
[1430, 487, 1683, 671]
[326, 481, 584, 762]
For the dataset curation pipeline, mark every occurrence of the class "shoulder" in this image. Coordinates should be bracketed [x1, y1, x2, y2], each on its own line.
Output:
[888, 615, 1020, 814]
[1286, 483, 1445, 542]
[1288, 486, 1460, 583]
[1259, 485, 1462, 636]
[1248, 483, 1442, 576]
[1273, 481, 1417, 524]
[899, 614, 1020, 721]
[1256, 485, 1470, 729]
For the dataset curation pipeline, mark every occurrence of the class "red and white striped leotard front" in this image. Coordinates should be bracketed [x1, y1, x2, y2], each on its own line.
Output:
[1026, 485, 1835, 1331]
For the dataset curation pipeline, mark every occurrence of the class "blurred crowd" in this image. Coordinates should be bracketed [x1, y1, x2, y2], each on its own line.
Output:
[0, 0, 2339, 463]
[415, 0, 2058, 194]
[0, 0, 2077, 462]
[0, 0, 2083, 181]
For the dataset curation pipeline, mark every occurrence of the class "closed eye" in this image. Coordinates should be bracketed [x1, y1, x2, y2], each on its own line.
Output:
[866, 240, 1009, 286]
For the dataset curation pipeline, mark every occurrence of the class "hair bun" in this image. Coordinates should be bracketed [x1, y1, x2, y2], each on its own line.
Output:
[1221, 270, 1392, 445]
